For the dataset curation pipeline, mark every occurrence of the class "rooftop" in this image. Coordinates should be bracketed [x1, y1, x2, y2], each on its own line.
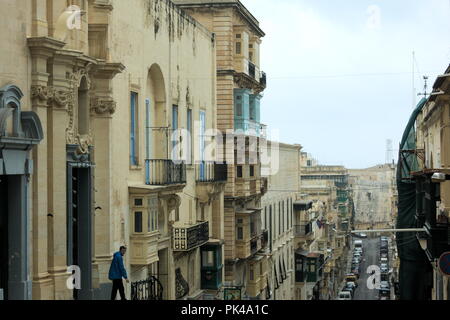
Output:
[173, 0, 265, 37]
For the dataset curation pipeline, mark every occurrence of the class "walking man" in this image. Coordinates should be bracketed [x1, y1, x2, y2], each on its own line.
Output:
[109, 246, 129, 300]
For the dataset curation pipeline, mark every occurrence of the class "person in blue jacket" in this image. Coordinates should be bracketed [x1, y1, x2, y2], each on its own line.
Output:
[109, 246, 129, 300]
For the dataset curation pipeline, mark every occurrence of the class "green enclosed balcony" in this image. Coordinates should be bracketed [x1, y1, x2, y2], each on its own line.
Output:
[234, 89, 262, 137]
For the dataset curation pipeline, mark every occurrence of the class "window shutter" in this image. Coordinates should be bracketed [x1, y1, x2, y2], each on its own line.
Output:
[130, 92, 138, 166]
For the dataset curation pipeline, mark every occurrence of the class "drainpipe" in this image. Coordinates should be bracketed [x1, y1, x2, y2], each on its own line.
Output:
[145, 98, 150, 184]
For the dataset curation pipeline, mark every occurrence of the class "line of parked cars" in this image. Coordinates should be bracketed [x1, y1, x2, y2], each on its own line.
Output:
[338, 240, 364, 300]
[379, 236, 391, 300]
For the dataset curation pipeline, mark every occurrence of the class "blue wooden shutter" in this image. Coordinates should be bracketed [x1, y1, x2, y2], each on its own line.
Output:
[187, 109, 192, 164]
[172, 105, 178, 160]
[130, 92, 137, 165]
[199, 110, 206, 180]
[145, 98, 151, 184]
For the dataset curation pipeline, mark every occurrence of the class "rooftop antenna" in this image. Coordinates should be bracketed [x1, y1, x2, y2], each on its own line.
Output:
[417, 75, 429, 100]
[385, 139, 393, 164]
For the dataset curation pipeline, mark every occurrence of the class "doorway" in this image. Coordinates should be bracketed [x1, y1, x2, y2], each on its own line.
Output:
[67, 165, 93, 300]
[0, 176, 8, 299]
[158, 248, 168, 300]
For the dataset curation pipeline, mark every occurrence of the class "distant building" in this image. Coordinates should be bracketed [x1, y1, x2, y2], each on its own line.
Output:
[294, 154, 352, 300]
[174, 0, 269, 300]
[261, 142, 302, 300]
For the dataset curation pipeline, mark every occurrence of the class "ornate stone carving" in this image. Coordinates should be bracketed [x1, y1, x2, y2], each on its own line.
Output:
[31, 85, 50, 102]
[31, 85, 72, 108]
[49, 88, 72, 108]
[66, 66, 93, 148]
[90, 97, 116, 115]
[175, 268, 189, 299]
[186, 85, 191, 107]
[76, 134, 93, 155]
[165, 194, 181, 212]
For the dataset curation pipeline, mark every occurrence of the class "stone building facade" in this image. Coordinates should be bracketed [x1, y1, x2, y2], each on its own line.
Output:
[414, 64, 450, 300]
[173, 0, 269, 300]
[261, 142, 301, 300]
[0, 0, 225, 300]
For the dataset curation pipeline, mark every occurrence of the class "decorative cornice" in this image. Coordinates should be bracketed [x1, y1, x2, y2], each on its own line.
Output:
[27, 37, 66, 57]
[92, 62, 126, 79]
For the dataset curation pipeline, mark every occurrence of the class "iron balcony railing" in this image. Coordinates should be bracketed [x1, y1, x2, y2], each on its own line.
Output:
[145, 159, 186, 185]
[131, 276, 163, 300]
[248, 61, 256, 79]
[260, 71, 266, 87]
[173, 221, 209, 251]
[195, 161, 228, 182]
[250, 237, 259, 255]
[261, 229, 269, 248]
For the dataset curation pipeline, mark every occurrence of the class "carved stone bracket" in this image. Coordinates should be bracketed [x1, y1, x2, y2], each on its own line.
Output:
[161, 194, 182, 212]
[31, 85, 50, 102]
[196, 183, 224, 205]
[90, 97, 116, 115]
[233, 72, 265, 94]
[49, 88, 72, 108]
[31, 85, 72, 108]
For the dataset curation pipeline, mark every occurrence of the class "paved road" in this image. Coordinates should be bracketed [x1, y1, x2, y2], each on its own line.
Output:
[353, 237, 378, 300]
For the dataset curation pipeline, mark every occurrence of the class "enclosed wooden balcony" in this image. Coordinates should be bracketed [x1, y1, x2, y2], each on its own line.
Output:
[246, 255, 268, 298]
[235, 208, 263, 259]
[235, 177, 261, 197]
[129, 195, 160, 266]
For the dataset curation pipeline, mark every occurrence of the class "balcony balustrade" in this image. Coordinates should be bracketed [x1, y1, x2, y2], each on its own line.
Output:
[131, 276, 163, 300]
[248, 61, 256, 79]
[294, 223, 313, 237]
[195, 161, 228, 182]
[173, 221, 209, 251]
[260, 71, 266, 87]
[145, 159, 186, 185]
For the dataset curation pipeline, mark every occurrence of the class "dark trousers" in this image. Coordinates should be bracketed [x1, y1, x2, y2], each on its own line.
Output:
[111, 279, 126, 300]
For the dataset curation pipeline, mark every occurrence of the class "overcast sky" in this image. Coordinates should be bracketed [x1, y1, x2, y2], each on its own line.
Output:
[240, 0, 450, 169]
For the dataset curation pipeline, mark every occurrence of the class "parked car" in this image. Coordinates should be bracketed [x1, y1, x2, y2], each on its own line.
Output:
[379, 290, 390, 300]
[338, 291, 352, 300]
[380, 263, 389, 273]
[380, 252, 388, 259]
[354, 247, 363, 253]
[346, 281, 358, 289]
[380, 257, 388, 264]
[346, 274, 358, 283]
[342, 286, 354, 298]
[353, 253, 362, 262]
[380, 281, 390, 290]
[354, 240, 363, 251]
[359, 233, 368, 238]
[351, 268, 360, 277]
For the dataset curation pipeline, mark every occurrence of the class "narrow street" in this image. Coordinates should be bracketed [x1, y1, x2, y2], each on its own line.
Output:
[353, 237, 378, 300]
